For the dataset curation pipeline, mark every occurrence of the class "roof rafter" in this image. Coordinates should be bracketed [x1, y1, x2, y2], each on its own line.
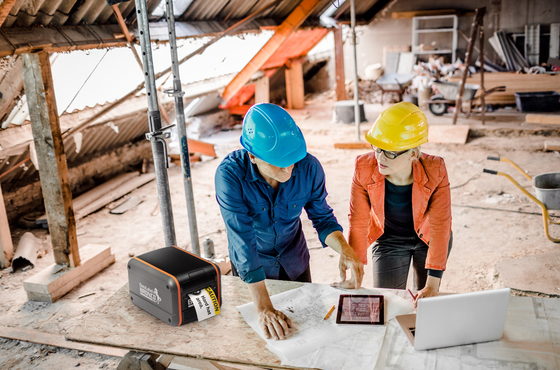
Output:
[221, 0, 324, 104]
[0, 0, 17, 27]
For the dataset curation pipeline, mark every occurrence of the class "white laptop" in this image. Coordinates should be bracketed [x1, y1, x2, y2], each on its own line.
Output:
[396, 287, 510, 351]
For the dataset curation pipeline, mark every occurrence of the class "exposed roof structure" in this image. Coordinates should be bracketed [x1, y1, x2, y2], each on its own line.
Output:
[0, 0, 395, 186]
[0, 0, 392, 56]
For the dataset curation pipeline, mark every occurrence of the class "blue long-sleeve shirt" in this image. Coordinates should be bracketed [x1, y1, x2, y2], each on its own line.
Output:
[215, 149, 343, 283]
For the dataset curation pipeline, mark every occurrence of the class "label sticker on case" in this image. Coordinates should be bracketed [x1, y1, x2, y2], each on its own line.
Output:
[188, 287, 220, 321]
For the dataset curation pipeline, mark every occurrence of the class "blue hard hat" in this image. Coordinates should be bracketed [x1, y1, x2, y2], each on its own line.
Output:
[240, 103, 307, 168]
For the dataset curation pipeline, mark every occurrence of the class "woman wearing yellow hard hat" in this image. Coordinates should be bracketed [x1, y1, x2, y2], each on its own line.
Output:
[346, 102, 452, 305]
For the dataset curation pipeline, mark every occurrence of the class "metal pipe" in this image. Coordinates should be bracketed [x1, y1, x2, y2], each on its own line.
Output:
[134, 0, 177, 247]
[164, 0, 200, 255]
[350, 0, 360, 141]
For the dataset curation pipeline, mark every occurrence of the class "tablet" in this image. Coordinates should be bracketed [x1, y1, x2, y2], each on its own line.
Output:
[336, 294, 384, 325]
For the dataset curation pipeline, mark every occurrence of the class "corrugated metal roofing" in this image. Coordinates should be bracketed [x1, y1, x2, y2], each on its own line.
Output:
[1, 0, 385, 32]
[0, 97, 174, 185]
[0, 0, 394, 186]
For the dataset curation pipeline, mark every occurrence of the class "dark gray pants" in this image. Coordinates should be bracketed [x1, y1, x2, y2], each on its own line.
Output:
[371, 233, 453, 290]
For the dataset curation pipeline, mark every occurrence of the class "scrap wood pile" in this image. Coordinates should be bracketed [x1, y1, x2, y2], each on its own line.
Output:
[346, 80, 386, 104]
[385, 33, 560, 113]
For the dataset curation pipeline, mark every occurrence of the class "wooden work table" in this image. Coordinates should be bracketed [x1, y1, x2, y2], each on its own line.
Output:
[66, 275, 560, 370]
[66, 276, 308, 369]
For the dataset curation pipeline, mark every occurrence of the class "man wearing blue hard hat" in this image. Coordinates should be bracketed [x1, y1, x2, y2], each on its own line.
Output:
[215, 103, 364, 340]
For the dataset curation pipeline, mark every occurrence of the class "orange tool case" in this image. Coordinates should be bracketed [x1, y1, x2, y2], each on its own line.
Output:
[127, 246, 222, 326]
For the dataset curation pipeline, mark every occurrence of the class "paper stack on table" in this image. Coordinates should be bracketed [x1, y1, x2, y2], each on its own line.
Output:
[237, 284, 414, 370]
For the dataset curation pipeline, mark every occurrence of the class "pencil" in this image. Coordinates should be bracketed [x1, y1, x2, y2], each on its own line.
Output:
[408, 289, 417, 301]
[324, 305, 336, 320]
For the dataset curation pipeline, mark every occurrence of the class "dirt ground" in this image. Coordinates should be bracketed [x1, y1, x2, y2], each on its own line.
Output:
[1, 96, 559, 369]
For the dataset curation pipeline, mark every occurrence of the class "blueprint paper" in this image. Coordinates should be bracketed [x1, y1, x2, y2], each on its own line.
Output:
[237, 283, 414, 363]
[268, 325, 387, 370]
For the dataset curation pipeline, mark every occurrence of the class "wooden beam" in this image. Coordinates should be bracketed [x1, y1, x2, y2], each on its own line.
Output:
[0, 0, 17, 27]
[285, 59, 304, 109]
[544, 140, 560, 151]
[333, 27, 346, 101]
[254, 76, 270, 104]
[0, 55, 23, 125]
[334, 142, 370, 149]
[391, 9, 458, 19]
[22, 52, 80, 267]
[0, 25, 128, 58]
[111, 5, 143, 68]
[75, 173, 155, 220]
[0, 326, 127, 357]
[526, 114, 560, 125]
[187, 139, 217, 158]
[221, 0, 323, 103]
[0, 182, 13, 268]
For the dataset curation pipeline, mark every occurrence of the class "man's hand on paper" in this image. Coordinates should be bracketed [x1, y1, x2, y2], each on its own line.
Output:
[324, 231, 364, 290]
[259, 307, 293, 340]
[247, 280, 293, 340]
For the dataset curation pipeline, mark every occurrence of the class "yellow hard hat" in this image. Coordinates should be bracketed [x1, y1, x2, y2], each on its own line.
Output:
[365, 102, 428, 151]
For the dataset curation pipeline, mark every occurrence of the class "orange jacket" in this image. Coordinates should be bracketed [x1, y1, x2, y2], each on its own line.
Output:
[348, 152, 452, 271]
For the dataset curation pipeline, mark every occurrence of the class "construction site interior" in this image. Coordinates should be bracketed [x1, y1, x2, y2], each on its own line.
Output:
[0, 0, 559, 369]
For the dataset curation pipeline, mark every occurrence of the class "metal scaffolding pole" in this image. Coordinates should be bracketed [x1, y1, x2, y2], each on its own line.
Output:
[350, 0, 361, 141]
[134, 0, 177, 247]
[164, 0, 201, 255]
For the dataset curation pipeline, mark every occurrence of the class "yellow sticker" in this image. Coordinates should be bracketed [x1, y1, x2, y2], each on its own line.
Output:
[188, 286, 220, 321]
[205, 287, 221, 315]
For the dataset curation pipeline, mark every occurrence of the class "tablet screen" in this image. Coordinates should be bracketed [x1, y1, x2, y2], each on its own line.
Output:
[336, 295, 384, 325]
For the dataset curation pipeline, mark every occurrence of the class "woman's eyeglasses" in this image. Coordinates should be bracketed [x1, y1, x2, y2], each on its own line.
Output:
[372, 146, 410, 160]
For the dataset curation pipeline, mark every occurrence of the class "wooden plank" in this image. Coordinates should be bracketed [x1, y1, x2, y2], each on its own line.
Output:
[391, 9, 458, 19]
[75, 173, 156, 219]
[428, 125, 469, 144]
[334, 142, 370, 149]
[22, 52, 79, 268]
[227, 105, 252, 116]
[23, 244, 115, 302]
[0, 25, 128, 58]
[0, 0, 17, 27]
[110, 196, 143, 215]
[0, 326, 127, 357]
[74, 172, 140, 210]
[0, 55, 23, 125]
[66, 277, 307, 369]
[172, 356, 256, 370]
[285, 59, 304, 109]
[446, 73, 560, 104]
[37, 172, 140, 223]
[187, 139, 217, 158]
[0, 182, 13, 268]
[333, 27, 346, 101]
[544, 140, 560, 151]
[221, 0, 323, 103]
[40, 51, 79, 266]
[526, 114, 560, 125]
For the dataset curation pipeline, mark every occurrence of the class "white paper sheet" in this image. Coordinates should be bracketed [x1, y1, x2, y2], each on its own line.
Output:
[237, 283, 414, 365]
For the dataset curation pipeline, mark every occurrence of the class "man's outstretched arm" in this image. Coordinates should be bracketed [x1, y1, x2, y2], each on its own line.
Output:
[325, 230, 364, 289]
